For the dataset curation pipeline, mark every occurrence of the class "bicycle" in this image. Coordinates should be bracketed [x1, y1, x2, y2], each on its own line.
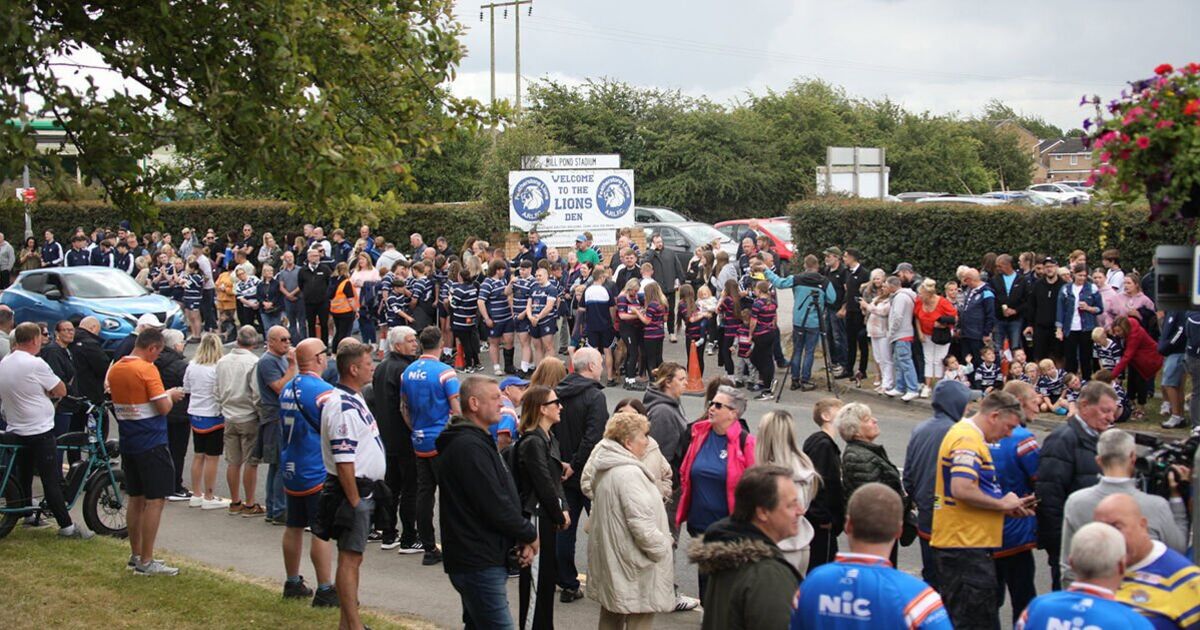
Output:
[0, 397, 127, 539]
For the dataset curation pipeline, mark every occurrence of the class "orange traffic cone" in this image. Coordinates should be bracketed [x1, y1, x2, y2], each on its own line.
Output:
[567, 356, 575, 373]
[685, 341, 705, 395]
[454, 340, 466, 369]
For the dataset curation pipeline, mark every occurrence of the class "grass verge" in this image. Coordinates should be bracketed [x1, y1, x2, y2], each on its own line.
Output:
[0, 527, 420, 629]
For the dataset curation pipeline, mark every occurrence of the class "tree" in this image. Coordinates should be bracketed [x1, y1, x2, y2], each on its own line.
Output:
[887, 114, 992, 194]
[478, 123, 561, 215]
[982, 99, 1064, 140]
[970, 122, 1034, 191]
[1, 0, 485, 227]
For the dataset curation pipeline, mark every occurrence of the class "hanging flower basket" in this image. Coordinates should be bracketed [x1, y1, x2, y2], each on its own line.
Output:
[1083, 63, 1200, 221]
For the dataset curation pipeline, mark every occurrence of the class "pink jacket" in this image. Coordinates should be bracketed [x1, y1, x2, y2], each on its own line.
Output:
[675, 418, 756, 529]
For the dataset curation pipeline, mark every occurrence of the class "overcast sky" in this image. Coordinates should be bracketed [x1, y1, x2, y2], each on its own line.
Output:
[449, 0, 1199, 134]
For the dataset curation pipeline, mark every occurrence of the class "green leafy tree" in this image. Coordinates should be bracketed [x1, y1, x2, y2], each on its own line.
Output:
[970, 122, 1034, 190]
[478, 123, 561, 215]
[1, 0, 485, 227]
[982, 99, 1064, 140]
[888, 114, 992, 194]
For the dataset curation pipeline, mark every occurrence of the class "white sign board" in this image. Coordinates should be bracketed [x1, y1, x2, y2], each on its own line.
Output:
[509, 169, 635, 247]
[520, 154, 621, 170]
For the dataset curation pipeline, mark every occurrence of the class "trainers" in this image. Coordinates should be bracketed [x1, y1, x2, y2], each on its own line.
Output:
[754, 390, 774, 401]
[127, 554, 140, 571]
[800, 381, 817, 392]
[367, 529, 383, 542]
[57, 525, 94, 540]
[135, 559, 180, 577]
[283, 576, 314, 599]
[312, 586, 339, 608]
[227, 501, 244, 515]
[560, 587, 584, 603]
[167, 489, 193, 502]
[673, 594, 701, 612]
[669, 334, 677, 344]
[397, 540, 424, 555]
[789, 379, 802, 391]
[884, 389, 903, 398]
[422, 548, 443, 566]
[201, 497, 231, 510]
[188, 495, 204, 508]
[380, 538, 401, 551]
[241, 504, 266, 518]
[919, 385, 931, 399]
[23, 515, 49, 528]
[1160, 401, 1172, 416]
[494, 366, 504, 376]
[901, 391, 919, 402]
[1162, 414, 1188, 429]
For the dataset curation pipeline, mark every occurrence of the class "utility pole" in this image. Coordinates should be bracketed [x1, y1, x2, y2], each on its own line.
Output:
[480, 0, 532, 115]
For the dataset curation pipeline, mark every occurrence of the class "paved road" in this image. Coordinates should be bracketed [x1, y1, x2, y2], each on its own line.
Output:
[143, 312, 1054, 628]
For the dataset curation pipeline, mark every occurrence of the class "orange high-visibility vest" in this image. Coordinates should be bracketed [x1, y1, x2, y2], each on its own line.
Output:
[330, 278, 359, 314]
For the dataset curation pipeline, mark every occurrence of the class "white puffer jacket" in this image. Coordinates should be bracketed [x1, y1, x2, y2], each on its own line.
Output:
[582, 438, 675, 614]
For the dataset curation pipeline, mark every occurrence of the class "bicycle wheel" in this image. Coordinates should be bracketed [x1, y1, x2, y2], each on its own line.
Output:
[0, 469, 22, 539]
[83, 469, 127, 539]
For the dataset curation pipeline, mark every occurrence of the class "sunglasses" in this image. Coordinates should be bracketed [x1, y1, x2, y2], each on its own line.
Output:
[541, 399, 563, 408]
[708, 400, 732, 411]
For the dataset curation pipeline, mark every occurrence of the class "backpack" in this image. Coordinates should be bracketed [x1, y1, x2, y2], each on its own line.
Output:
[1137, 305, 1160, 341]
[500, 434, 523, 495]
[1185, 312, 1200, 358]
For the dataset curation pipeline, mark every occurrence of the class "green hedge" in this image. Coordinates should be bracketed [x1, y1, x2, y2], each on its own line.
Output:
[788, 198, 1198, 286]
[0, 199, 505, 249]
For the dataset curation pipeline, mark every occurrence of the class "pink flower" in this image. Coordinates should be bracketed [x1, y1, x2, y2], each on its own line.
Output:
[1100, 152, 1112, 162]
[1136, 136, 1151, 149]
[1155, 63, 1174, 75]
[1185, 99, 1200, 117]
[1156, 120, 1175, 129]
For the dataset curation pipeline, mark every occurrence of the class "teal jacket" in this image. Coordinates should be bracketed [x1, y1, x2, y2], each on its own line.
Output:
[764, 269, 836, 329]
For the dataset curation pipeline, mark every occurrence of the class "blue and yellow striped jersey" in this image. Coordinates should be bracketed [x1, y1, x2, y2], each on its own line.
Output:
[1117, 541, 1200, 630]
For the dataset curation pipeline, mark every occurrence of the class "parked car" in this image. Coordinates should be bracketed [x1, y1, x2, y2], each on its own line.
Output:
[1057, 180, 1095, 192]
[982, 191, 1058, 206]
[634, 206, 689, 224]
[714, 218, 795, 260]
[640, 222, 736, 273]
[896, 192, 950, 202]
[1028, 182, 1089, 205]
[915, 196, 1006, 206]
[1, 267, 186, 351]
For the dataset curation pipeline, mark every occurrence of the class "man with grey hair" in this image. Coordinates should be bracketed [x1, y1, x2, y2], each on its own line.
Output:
[885, 275, 921, 401]
[1060, 428, 1189, 584]
[373, 325, 420, 551]
[958, 267, 995, 371]
[553, 347, 608, 600]
[0, 304, 15, 358]
[1037, 379, 1118, 590]
[1016, 523, 1154, 629]
[216, 325, 264, 516]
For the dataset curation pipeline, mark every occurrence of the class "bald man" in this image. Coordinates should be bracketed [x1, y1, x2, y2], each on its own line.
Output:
[278, 337, 338, 606]
[1093, 493, 1200, 629]
[71, 316, 110, 412]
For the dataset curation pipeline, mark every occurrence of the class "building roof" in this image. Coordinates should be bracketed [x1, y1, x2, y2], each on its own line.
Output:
[1045, 137, 1088, 155]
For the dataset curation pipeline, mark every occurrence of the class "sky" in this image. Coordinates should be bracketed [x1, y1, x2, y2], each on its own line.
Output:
[448, 0, 1200, 134]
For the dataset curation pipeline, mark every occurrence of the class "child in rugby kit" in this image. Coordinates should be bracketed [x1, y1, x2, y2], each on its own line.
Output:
[1036, 358, 1065, 412]
[1092, 326, 1122, 371]
[749, 280, 778, 399]
[182, 260, 205, 341]
[972, 346, 1002, 394]
[677, 284, 708, 376]
[1052, 372, 1082, 416]
[617, 279, 644, 390]
[448, 266, 482, 373]
[511, 261, 536, 374]
[734, 311, 758, 388]
[527, 267, 559, 364]
[638, 282, 667, 374]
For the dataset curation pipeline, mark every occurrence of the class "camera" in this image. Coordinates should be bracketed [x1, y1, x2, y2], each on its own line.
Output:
[1135, 429, 1199, 501]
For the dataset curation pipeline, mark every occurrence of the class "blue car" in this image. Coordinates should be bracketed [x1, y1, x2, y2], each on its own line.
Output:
[2, 267, 185, 350]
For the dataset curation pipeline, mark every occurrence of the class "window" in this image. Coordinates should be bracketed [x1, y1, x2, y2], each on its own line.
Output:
[19, 273, 47, 294]
[1070, 155, 1079, 166]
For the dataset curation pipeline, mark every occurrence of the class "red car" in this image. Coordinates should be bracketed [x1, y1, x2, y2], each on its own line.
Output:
[714, 218, 794, 261]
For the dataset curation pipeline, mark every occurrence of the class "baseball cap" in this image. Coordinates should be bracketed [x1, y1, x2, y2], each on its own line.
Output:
[499, 376, 529, 390]
[1042, 257, 1058, 265]
[823, 246, 843, 257]
[575, 234, 587, 243]
[892, 262, 914, 274]
[136, 313, 164, 329]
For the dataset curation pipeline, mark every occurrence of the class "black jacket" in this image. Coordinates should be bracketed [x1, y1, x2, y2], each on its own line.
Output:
[1035, 416, 1100, 551]
[70, 328, 109, 404]
[256, 277, 284, 314]
[371, 351, 415, 456]
[1026, 276, 1063, 327]
[643, 247, 683, 294]
[154, 347, 190, 424]
[434, 416, 537, 573]
[298, 263, 333, 304]
[553, 373, 608, 489]
[990, 271, 1029, 321]
[515, 427, 567, 524]
[822, 265, 848, 311]
[802, 430, 844, 531]
[841, 440, 903, 504]
[40, 343, 78, 412]
[842, 265, 870, 322]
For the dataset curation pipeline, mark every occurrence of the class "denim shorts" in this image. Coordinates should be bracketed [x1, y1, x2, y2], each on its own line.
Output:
[338, 496, 375, 553]
[1162, 353, 1185, 387]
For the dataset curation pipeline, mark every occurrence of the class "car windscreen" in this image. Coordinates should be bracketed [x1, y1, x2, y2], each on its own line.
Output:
[678, 224, 728, 245]
[63, 271, 150, 298]
[655, 208, 689, 222]
[761, 223, 793, 244]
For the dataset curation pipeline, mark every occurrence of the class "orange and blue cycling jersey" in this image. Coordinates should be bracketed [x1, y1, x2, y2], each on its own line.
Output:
[107, 356, 169, 454]
[931, 419, 1004, 549]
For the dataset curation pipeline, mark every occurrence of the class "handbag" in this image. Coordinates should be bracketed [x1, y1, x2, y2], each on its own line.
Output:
[900, 495, 919, 547]
[931, 325, 952, 345]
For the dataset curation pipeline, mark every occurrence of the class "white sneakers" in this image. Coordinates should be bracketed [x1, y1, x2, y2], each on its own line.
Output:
[884, 389, 903, 397]
[188, 495, 204, 508]
[201, 497, 232, 510]
[919, 385, 931, 399]
[901, 391, 919, 402]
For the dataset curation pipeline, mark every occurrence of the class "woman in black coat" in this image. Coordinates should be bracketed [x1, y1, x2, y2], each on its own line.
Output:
[834, 401, 904, 565]
[154, 328, 192, 500]
[516, 385, 569, 630]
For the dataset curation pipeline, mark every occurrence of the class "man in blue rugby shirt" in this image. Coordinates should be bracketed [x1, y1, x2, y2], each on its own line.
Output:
[793, 483, 950, 630]
[1017, 523, 1153, 630]
[279, 338, 337, 607]
[478, 259, 515, 376]
[400, 326, 461, 567]
[993, 381, 1042, 618]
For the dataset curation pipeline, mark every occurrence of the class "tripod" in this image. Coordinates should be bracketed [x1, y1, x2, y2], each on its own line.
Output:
[775, 286, 835, 402]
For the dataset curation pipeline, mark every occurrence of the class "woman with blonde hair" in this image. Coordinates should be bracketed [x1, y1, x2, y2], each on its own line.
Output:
[183, 333, 228, 509]
[583, 412, 675, 628]
[756, 410, 820, 573]
[529, 356, 568, 389]
[514, 385, 568, 629]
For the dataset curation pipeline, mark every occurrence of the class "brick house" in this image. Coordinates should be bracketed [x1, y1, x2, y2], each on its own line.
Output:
[1038, 136, 1093, 183]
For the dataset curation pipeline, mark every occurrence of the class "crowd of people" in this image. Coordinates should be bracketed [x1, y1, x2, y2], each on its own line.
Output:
[0, 220, 1198, 630]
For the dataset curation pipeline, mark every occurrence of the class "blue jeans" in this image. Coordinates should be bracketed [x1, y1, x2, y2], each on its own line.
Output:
[556, 485, 590, 590]
[790, 326, 821, 382]
[284, 299, 306, 340]
[994, 319, 1023, 355]
[448, 566, 514, 630]
[827, 312, 847, 368]
[265, 441, 285, 520]
[260, 310, 283, 333]
[892, 340, 920, 393]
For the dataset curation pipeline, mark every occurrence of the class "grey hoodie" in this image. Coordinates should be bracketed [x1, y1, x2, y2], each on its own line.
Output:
[887, 286, 918, 343]
[643, 385, 688, 471]
[902, 380, 972, 534]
